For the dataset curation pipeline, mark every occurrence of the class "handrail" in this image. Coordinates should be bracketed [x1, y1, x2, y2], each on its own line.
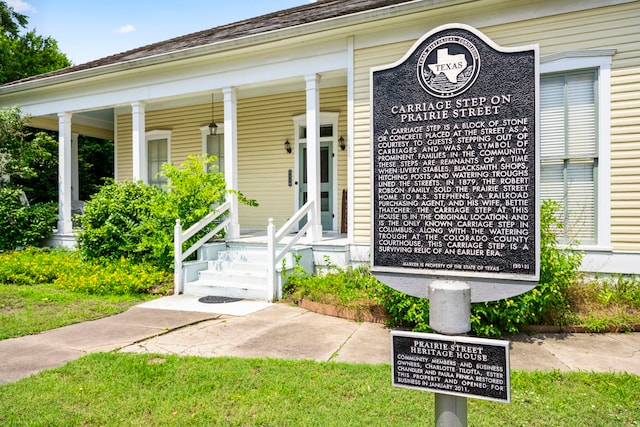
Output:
[266, 200, 315, 302]
[174, 201, 231, 294]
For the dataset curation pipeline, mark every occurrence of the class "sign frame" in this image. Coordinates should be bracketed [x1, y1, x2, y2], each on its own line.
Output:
[370, 23, 540, 302]
[391, 330, 511, 403]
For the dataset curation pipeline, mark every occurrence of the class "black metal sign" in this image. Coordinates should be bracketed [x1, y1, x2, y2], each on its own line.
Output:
[371, 24, 539, 286]
[392, 331, 510, 403]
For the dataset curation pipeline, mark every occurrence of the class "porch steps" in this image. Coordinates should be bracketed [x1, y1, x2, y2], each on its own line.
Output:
[182, 242, 313, 301]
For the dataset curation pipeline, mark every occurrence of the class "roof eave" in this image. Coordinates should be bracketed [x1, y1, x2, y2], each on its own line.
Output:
[0, 0, 471, 95]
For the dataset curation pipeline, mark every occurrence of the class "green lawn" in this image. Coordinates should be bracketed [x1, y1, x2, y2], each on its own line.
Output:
[1, 354, 638, 426]
[1, 251, 639, 426]
[0, 283, 155, 340]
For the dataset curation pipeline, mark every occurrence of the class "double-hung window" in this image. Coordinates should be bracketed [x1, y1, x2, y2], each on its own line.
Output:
[206, 133, 224, 173]
[201, 127, 224, 173]
[540, 70, 597, 244]
[539, 51, 614, 248]
[146, 130, 171, 187]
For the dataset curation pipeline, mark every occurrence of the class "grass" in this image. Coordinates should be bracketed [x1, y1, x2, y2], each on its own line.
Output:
[0, 353, 638, 426]
[0, 247, 171, 340]
[1, 252, 639, 425]
[0, 283, 156, 340]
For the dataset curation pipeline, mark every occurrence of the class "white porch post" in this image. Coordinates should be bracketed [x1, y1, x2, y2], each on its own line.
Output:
[131, 101, 147, 183]
[71, 133, 80, 203]
[305, 74, 322, 242]
[223, 87, 240, 239]
[57, 113, 73, 234]
[347, 36, 355, 241]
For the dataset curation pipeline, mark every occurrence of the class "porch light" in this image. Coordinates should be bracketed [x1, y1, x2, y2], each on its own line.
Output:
[339, 135, 345, 151]
[284, 139, 292, 154]
[208, 93, 218, 135]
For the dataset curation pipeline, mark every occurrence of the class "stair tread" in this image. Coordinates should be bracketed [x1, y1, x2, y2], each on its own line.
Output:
[186, 279, 264, 288]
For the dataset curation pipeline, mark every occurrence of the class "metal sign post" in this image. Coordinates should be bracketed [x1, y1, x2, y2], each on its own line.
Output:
[430, 280, 471, 427]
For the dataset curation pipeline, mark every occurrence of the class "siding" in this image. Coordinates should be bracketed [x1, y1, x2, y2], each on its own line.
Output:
[353, 41, 413, 244]
[352, 1, 640, 250]
[116, 114, 133, 180]
[236, 87, 348, 229]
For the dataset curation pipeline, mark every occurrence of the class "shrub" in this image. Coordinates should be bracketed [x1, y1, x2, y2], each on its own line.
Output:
[369, 200, 582, 336]
[77, 180, 166, 265]
[0, 188, 57, 251]
[284, 260, 379, 306]
[54, 257, 171, 295]
[283, 199, 582, 337]
[0, 247, 76, 285]
[373, 284, 431, 332]
[470, 199, 583, 336]
[78, 155, 257, 270]
[0, 247, 170, 295]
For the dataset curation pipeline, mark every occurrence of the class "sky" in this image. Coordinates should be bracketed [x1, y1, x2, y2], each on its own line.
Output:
[7, 0, 312, 65]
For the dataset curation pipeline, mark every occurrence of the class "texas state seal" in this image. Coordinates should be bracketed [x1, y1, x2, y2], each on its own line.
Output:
[417, 35, 480, 98]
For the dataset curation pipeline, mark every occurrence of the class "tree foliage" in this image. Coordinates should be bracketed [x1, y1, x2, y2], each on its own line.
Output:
[0, 1, 71, 84]
[77, 135, 114, 200]
[0, 106, 56, 187]
[0, 1, 27, 37]
[0, 106, 58, 250]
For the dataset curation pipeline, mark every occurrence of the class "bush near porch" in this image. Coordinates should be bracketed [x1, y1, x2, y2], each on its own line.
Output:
[0, 188, 57, 251]
[284, 200, 640, 337]
[77, 154, 257, 271]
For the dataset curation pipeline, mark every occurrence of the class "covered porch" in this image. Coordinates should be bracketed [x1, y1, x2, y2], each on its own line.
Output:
[41, 67, 360, 301]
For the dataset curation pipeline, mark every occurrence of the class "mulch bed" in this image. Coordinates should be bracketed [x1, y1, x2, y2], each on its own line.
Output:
[294, 299, 640, 333]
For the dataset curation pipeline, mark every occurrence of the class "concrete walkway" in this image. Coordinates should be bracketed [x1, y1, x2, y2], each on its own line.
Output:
[1, 296, 639, 384]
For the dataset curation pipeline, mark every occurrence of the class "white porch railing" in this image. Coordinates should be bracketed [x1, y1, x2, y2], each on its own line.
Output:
[173, 201, 231, 294]
[266, 200, 315, 302]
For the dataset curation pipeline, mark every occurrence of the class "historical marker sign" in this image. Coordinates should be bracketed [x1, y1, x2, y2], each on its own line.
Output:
[392, 331, 510, 403]
[371, 24, 539, 300]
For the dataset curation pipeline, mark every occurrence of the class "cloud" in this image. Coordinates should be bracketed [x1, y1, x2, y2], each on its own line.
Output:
[6, 0, 36, 13]
[115, 24, 136, 34]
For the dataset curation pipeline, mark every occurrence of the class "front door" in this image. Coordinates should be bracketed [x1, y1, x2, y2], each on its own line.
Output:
[299, 141, 333, 230]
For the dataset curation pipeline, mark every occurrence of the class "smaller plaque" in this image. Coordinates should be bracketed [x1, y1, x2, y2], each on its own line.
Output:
[391, 331, 510, 403]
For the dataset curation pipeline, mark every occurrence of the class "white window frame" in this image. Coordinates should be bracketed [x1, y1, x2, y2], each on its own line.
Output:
[200, 126, 225, 173]
[145, 129, 171, 187]
[540, 49, 615, 251]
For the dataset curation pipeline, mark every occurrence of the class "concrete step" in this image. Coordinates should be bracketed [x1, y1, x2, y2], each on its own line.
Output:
[208, 259, 267, 273]
[183, 241, 315, 301]
[184, 276, 267, 300]
[197, 268, 267, 286]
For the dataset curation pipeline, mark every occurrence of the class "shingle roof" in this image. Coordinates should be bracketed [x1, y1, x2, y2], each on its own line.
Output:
[2, 0, 416, 87]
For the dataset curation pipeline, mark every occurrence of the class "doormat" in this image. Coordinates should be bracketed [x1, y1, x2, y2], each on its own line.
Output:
[198, 296, 243, 304]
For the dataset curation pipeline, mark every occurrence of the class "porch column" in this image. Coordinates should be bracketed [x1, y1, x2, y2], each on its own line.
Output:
[57, 113, 73, 234]
[131, 101, 147, 183]
[347, 36, 355, 241]
[305, 74, 322, 242]
[223, 87, 240, 239]
[71, 133, 80, 202]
